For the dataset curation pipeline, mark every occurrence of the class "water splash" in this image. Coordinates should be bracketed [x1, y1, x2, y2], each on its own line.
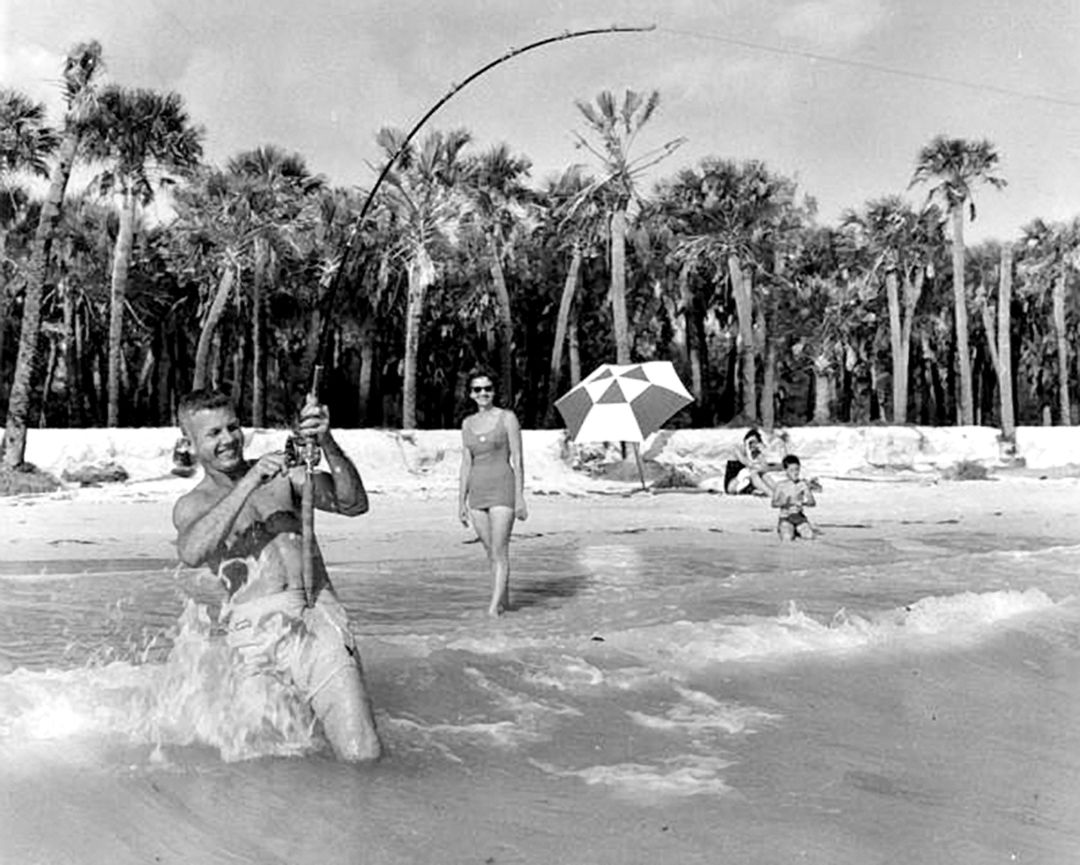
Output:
[0, 599, 321, 763]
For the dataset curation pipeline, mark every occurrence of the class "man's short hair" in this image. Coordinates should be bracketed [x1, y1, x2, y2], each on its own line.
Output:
[782, 454, 800, 468]
[744, 428, 763, 443]
[177, 389, 234, 431]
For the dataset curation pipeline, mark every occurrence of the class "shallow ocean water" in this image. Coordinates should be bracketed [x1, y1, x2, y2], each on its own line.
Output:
[2, 526, 1079, 864]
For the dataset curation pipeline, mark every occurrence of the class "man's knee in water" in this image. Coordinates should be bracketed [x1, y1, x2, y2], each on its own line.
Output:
[311, 666, 382, 762]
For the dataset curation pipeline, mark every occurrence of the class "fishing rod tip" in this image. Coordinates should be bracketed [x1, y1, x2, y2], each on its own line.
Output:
[608, 22, 657, 32]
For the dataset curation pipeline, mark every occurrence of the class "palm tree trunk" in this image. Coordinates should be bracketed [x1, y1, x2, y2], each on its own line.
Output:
[1052, 264, 1071, 425]
[2, 132, 80, 466]
[489, 250, 514, 407]
[193, 261, 236, 390]
[39, 338, 59, 427]
[728, 254, 756, 423]
[951, 208, 974, 425]
[884, 270, 904, 422]
[568, 305, 581, 387]
[679, 262, 703, 408]
[0, 229, 10, 368]
[357, 317, 376, 426]
[812, 355, 832, 424]
[155, 322, 171, 425]
[251, 238, 267, 427]
[610, 208, 631, 364]
[106, 188, 135, 427]
[899, 270, 922, 426]
[232, 336, 246, 418]
[401, 263, 429, 430]
[977, 283, 1000, 391]
[545, 244, 582, 424]
[135, 348, 155, 420]
[762, 337, 777, 431]
[76, 303, 91, 423]
[62, 282, 80, 425]
[357, 254, 389, 426]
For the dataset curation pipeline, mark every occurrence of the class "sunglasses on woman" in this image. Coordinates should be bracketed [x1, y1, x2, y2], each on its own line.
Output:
[471, 385, 494, 393]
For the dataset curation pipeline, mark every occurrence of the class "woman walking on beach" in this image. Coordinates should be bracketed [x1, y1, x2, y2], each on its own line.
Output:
[458, 369, 527, 616]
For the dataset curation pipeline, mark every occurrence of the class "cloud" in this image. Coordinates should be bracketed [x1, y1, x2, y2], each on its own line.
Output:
[775, 0, 887, 50]
[0, 43, 69, 120]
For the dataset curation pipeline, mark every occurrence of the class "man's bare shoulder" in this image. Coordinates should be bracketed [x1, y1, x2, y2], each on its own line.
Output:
[172, 477, 221, 531]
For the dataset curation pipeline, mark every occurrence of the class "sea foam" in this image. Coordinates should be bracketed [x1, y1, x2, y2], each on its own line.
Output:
[601, 588, 1056, 673]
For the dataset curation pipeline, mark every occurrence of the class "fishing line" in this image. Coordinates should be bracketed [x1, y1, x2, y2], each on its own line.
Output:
[656, 26, 1080, 110]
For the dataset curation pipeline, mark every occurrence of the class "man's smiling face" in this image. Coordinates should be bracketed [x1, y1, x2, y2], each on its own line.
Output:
[185, 406, 245, 474]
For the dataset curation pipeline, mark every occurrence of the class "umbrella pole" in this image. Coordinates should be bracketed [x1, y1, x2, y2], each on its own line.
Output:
[632, 442, 646, 490]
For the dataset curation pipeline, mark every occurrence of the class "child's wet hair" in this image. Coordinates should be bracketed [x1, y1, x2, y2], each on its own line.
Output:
[782, 454, 800, 468]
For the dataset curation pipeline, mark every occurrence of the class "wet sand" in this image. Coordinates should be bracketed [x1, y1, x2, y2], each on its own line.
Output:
[3, 470, 1077, 567]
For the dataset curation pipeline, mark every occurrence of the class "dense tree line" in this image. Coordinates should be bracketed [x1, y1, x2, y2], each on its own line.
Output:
[1, 42, 1077, 468]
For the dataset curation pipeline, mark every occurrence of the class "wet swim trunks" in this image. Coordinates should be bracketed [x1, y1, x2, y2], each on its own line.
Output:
[208, 511, 304, 596]
[222, 589, 358, 702]
[464, 413, 515, 509]
[777, 511, 810, 536]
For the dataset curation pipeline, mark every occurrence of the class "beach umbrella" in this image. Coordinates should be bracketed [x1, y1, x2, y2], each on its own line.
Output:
[554, 361, 693, 487]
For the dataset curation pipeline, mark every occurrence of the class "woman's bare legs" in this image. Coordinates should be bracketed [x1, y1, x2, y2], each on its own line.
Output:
[470, 505, 516, 616]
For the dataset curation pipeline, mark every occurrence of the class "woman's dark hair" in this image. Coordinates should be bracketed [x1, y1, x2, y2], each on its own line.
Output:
[457, 367, 499, 424]
[466, 367, 497, 391]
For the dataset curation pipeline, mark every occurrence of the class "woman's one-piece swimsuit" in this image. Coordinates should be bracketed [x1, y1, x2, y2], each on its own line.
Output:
[464, 412, 515, 509]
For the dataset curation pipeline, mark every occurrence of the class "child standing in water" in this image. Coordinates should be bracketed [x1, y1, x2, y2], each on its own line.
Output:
[771, 454, 819, 541]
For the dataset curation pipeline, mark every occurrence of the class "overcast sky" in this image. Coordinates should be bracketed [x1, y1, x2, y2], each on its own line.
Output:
[4, 0, 1080, 241]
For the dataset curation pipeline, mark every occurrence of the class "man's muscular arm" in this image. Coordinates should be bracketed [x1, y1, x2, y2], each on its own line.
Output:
[173, 453, 287, 566]
[313, 432, 369, 516]
[297, 399, 368, 517]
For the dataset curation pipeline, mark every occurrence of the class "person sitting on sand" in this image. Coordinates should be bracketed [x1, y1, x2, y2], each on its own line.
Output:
[771, 454, 819, 541]
[171, 389, 382, 762]
[458, 368, 528, 617]
[724, 428, 785, 495]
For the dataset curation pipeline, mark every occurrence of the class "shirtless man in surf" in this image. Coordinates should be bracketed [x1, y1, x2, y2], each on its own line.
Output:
[172, 389, 382, 762]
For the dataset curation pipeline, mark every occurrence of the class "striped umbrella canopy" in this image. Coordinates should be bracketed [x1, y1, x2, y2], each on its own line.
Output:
[554, 361, 693, 443]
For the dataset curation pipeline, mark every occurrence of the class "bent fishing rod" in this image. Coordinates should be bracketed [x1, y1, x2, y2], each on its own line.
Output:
[308, 22, 656, 384]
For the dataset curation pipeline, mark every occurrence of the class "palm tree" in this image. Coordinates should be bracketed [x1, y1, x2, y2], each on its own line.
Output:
[79, 84, 203, 427]
[910, 136, 1006, 426]
[464, 143, 537, 407]
[225, 145, 323, 425]
[650, 169, 724, 419]
[3, 41, 103, 468]
[1019, 217, 1079, 425]
[51, 193, 113, 425]
[171, 167, 250, 393]
[667, 158, 798, 424]
[572, 89, 684, 363]
[0, 89, 60, 375]
[841, 197, 943, 423]
[306, 186, 385, 424]
[541, 165, 604, 423]
[780, 225, 847, 424]
[971, 240, 1016, 441]
[376, 127, 472, 429]
[0, 88, 59, 278]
